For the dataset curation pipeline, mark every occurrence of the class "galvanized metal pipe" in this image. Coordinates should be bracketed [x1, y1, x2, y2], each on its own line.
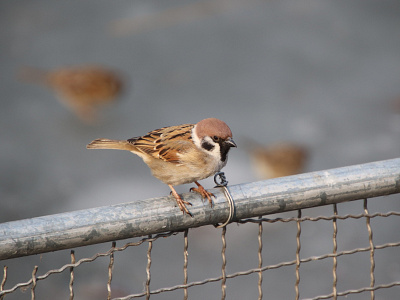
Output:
[1, 158, 399, 260]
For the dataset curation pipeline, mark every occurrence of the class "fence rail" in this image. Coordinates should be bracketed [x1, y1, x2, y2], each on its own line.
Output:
[1, 158, 400, 260]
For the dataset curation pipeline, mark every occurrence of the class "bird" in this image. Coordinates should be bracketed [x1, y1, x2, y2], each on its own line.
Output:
[19, 65, 123, 123]
[86, 118, 237, 216]
[249, 141, 308, 179]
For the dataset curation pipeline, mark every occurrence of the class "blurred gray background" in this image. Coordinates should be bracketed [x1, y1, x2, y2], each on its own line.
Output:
[1, 0, 400, 299]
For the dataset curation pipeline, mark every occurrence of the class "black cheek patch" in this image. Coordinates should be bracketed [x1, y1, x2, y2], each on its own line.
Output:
[201, 141, 215, 151]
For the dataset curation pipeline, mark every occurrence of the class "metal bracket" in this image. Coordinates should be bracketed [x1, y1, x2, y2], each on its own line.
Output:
[214, 172, 235, 228]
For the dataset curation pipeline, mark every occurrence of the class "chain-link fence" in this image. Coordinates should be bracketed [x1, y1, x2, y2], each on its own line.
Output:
[1, 158, 400, 299]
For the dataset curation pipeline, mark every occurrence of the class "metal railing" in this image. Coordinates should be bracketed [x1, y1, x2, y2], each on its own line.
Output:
[0, 158, 400, 299]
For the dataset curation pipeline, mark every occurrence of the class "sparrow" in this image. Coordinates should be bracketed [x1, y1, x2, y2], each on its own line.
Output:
[86, 118, 237, 216]
[249, 142, 308, 179]
[20, 65, 123, 123]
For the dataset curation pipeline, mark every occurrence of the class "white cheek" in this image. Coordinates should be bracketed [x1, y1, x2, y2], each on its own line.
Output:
[192, 130, 223, 168]
[208, 142, 221, 159]
[203, 137, 226, 170]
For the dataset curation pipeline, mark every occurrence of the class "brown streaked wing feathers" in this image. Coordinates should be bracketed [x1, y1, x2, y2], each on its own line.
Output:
[128, 124, 194, 163]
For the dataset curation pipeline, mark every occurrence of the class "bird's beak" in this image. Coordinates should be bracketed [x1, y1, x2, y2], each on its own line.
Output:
[226, 138, 237, 148]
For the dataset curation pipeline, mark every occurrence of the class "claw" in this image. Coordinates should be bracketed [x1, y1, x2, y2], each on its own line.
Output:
[190, 181, 214, 208]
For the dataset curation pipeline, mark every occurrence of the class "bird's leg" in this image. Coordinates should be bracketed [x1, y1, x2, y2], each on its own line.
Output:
[190, 181, 214, 207]
[168, 185, 193, 217]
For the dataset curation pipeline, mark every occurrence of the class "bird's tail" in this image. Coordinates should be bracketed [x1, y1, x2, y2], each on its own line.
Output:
[86, 139, 136, 151]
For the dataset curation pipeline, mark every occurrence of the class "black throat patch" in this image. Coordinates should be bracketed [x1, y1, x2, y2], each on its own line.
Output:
[219, 142, 231, 162]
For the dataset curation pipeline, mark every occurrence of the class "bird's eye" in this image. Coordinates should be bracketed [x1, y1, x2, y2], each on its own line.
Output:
[212, 136, 219, 142]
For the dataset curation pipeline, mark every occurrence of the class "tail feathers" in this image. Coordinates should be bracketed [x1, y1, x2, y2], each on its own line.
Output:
[86, 139, 136, 151]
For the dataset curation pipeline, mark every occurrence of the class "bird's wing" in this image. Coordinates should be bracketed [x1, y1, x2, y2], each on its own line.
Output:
[128, 124, 195, 163]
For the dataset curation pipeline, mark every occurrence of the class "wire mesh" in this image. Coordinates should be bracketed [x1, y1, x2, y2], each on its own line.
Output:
[1, 196, 400, 299]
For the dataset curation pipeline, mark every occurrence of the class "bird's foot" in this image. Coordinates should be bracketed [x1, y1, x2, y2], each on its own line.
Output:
[169, 185, 193, 217]
[190, 182, 214, 207]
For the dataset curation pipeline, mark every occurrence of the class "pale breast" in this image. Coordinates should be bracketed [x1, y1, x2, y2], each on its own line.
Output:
[143, 148, 226, 186]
